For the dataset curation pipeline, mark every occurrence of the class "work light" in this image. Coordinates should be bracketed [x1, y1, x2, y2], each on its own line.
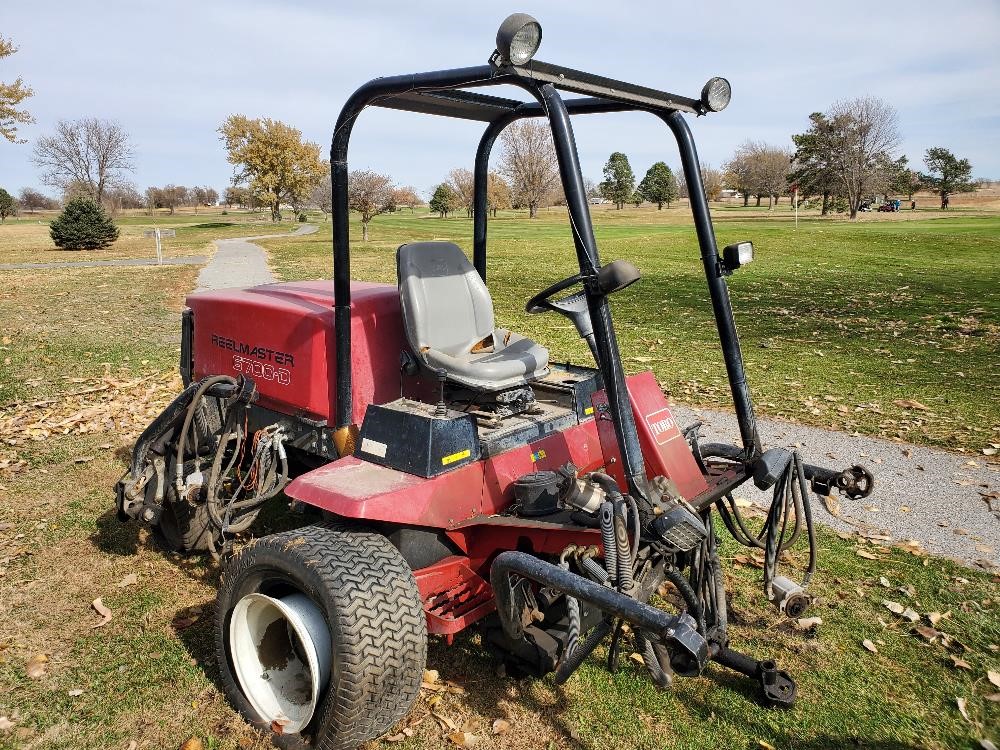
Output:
[701, 77, 732, 112]
[722, 241, 754, 272]
[496, 13, 542, 65]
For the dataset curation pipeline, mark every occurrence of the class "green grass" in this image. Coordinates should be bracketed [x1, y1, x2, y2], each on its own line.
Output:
[262, 209, 1000, 454]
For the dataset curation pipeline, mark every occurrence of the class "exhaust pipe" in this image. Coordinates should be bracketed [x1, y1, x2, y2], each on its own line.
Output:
[228, 592, 332, 733]
[490, 551, 707, 673]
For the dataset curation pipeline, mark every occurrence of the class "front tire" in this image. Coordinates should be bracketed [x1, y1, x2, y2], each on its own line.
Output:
[216, 524, 427, 749]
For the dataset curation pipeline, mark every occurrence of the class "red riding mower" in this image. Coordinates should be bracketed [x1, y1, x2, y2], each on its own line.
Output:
[116, 14, 873, 749]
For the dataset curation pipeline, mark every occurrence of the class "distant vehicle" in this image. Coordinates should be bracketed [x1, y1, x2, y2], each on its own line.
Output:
[878, 199, 901, 212]
[589, 197, 607, 204]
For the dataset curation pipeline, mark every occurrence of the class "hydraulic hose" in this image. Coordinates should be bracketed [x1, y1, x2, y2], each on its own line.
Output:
[599, 501, 617, 583]
[614, 499, 633, 592]
[554, 618, 614, 685]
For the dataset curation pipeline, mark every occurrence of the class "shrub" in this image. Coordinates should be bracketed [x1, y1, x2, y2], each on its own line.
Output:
[297, 212, 307, 223]
[221, 209, 228, 215]
[49, 197, 120, 250]
[0, 188, 16, 222]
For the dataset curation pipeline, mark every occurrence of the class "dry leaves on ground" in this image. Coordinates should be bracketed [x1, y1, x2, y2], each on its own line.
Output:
[91, 597, 113, 628]
[25, 653, 47, 679]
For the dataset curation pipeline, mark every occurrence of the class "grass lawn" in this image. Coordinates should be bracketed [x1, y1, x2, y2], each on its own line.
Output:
[0, 209, 998, 749]
[261, 208, 1000, 455]
[0, 209, 298, 266]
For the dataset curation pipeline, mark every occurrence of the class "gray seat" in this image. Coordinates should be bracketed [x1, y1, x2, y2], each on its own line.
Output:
[397, 242, 549, 391]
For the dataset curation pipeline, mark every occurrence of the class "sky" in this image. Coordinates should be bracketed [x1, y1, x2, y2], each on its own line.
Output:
[2, 0, 999, 198]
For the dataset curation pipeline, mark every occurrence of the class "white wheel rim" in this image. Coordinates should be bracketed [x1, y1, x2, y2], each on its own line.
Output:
[229, 592, 332, 733]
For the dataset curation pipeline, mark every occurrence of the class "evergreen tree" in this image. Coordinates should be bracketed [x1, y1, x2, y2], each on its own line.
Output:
[599, 152, 635, 209]
[919, 147, 976, 208]
[49, 197, 120, 250]
[789, 113, 841, 215]
[637, 162, 678, 209]
[0, 188, 15, 222]
[428, 183, 458, 218]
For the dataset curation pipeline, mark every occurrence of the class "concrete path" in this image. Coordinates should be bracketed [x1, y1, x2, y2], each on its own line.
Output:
[670, 404, 1000, 569]
[0, 256, 207, 271]
[194, 224, 317, 292]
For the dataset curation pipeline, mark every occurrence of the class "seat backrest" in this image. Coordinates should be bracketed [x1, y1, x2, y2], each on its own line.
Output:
[397, 242, 495, 358]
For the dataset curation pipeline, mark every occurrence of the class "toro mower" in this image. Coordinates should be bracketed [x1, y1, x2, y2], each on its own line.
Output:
[117, 13, 874, 749]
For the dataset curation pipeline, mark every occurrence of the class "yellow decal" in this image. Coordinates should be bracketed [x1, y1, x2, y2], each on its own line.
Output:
[441, 448, 471, 465]
[584, 406, 595, 415]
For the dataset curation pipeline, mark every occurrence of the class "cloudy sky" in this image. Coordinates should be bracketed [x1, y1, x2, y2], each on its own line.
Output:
[2, 0, 998, 197]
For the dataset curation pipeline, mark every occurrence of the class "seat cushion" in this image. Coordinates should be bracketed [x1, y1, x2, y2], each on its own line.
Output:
[423, 330, 549, 391]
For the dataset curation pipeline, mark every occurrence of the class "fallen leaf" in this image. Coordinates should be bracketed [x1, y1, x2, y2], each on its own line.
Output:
[950, 656, 972, 670]
[821, 494, 841, 517]
[879, 576, 891, 587]
[758, 741, 777, 750]
[179, 738, 205, 750]
[984, 447, 998, 456]
[447, 731, 478, 747]
[629, 652, 645, 665]
[901, 608, 920, 623]
[980, 740, 998, 750]
[68, 688, 85, 696]
[883, 600, 905, 615]
[894, 399, 930, 411]
[423, 668, 439, 685]
[0, 716, 13, 731]
[386, 732, 407, 742]
[862, 639, 878, 653]
[794, 617, 823, 632]
[956, 697, 971, 723]
[988, 670, 1000, 689]
[856, 549, 879, 560]
[914, 625, 941, 642]
[115, 573, 138, 588]
[432, 710, 459, 732]
[26, 652, 48, 679]
[985, 693, 1000, 702]
[91, 597, 113, 628]
[927, 612, 944, 626]
[492, 718, 511, 735]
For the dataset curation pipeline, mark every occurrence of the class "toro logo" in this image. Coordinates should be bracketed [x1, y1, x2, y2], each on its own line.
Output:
[645, 408, 679, 446]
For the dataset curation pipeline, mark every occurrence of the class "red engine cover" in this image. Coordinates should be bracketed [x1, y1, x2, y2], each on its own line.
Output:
[592, 371, 709, 501]
[187, 281, 404, 425]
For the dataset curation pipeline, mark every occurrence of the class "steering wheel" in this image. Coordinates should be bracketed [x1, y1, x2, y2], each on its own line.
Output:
[525, 272, 586, 316]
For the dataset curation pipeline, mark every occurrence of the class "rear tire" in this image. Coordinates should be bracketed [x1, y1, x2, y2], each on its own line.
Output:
[216, 524, 427, 749]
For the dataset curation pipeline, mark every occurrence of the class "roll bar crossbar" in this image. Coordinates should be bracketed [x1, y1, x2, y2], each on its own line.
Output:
[329, 60, 762, 492]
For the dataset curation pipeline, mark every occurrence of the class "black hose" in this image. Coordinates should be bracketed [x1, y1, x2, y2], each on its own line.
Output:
[554, 618, 613, 685]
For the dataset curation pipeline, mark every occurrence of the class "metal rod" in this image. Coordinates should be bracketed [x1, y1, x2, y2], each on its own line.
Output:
[490, 551, 684, 641]
[660, 110, 762, 457]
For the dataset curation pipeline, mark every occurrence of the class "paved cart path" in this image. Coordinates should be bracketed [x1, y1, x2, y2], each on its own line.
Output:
[194, 223, 317, 292]
[670, 404, 999, 569]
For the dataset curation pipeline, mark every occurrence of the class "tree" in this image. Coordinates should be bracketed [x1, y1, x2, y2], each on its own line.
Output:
[637, 162, 678, 209]
[104, 181, 144, 213]
[447, 168, 475, 217]
[347, 170, 394, 241]
[0, 36, 33, 143]
[311, 171, 333, 219]
[429, 183, 458, 218]
[391, 186, 421, 212]
[789, 114, 842, 215]
[825, 97, 901, 219]
[49, 197, 119, 249]
[32, 118, 134, 205]
[723, 146, 756, 206]
[599, 152, 635, 209]
[748, 144, 792, 209]
[224, 186, 251, 208]
[584, 178, 601, 202]
[219, 115, 325, 222]
[17, 188, 57, 213]
[499, 121, 559, 218]
[147, 185, 188, 214]
[701, 165, 724, 202]
[486, 172, 512, 217]
[920, 147, 975, 209]
[0, 188, 15, 222]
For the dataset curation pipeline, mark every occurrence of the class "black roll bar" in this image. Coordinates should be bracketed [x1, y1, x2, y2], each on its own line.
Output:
[329, 61, 761, 481]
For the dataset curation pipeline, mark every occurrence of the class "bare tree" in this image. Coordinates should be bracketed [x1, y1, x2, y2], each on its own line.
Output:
[311, 172, 333, 219]
[827, 97, 901, 219]
[447, 168, 475, 217]
[701, 165, 724, 201]
[32, 118, 134, 204]
[104, 180, 144, 214]
[348, 170, 394, 241]
[487, 172, 512, 217]
[499, 121, 559, 218]
[723, 144, 756, 206]
[17, 187, 57, 213]
[749, 143, 792, 209]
